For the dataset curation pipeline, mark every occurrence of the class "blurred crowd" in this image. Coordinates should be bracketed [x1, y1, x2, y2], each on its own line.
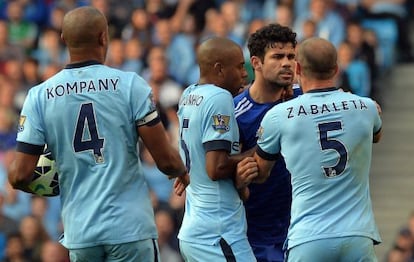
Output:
[0, 0, 413, 261]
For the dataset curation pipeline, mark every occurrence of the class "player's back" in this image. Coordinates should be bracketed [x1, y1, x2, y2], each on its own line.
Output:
[263, 88, 382, 249]
[177, 83, 247, 246]
[28, 61, 157, 248]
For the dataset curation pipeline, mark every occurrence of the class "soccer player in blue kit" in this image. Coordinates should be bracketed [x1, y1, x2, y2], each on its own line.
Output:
[234, 24, 300, 262]
[8, 6, 189, 262]
[249, 37, 383, 261]
[177, 37, 257, 262]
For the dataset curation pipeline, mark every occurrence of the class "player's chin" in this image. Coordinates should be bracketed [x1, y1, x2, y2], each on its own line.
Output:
[278, 79, 293, 87]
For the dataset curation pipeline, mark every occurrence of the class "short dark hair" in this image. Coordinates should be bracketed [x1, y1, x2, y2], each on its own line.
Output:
[247, 23, 297, 60]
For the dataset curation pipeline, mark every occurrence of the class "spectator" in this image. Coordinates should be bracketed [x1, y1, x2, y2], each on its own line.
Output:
[4, 1, 38, 53]
[122, 37, 144, 74]
[155, 207, 183, 262]
[40, 241, 69, 262]
[0, 188, 20, 261]
[2, 182, 31, 224]
[121, 8, 152, 54]
[2, 232, 28, 262]
[294, 0, 346, 47]
[0, 20, 24, 64]
[337, 41, 371, 96]
[142, 45, 183, 138]
[0, 107, 17, 160]
[31, 28, 68, 72]
[19, 215, 49, 262]
[301, 18, 317, 41]
[345, 20, 378, 95]
[152, 18, 196, 85]
[141, 145, 175, 207]
[220, 1, 247, 42]
[105, 38, 124, 69]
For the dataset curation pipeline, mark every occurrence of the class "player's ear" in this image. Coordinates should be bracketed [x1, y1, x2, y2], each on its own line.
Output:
[99, 31, 108, 47]
[250, 56, 262, 71]
[333, 63, 339, 77]
[61, 33, 66, 45]
[214, 62, 223, 76]
[295, 61, 301, 76]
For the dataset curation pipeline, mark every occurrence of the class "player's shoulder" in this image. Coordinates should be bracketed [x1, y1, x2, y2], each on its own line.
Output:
[341, 91, 377, 107]
[197, 84, 233, 100]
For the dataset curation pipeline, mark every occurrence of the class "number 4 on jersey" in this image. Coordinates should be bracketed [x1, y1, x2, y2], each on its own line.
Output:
[73, 103, 105, 164]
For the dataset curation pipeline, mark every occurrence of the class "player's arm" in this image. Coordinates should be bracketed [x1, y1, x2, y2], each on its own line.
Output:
[205, 144, 256, 181]
[205, 150, 237, 181]
[138, 122, 188, 178]
[252, 147, 276, 184]
[373, 100, 382, 143]
[373, 128, 382, 143]
[8, 144, 42, 193]
[139, 121, 189, 196]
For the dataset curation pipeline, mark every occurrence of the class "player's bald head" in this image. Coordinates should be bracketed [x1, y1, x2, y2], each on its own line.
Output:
[197, 37, 242, 75]
[297, 37, 337, 80]
[62, 6, 108, 48]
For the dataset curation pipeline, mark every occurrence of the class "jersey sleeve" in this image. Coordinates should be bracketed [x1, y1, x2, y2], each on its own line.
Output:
[131, 74, 160, 127]
[365, 98, 382, 134]
[201, 91, 236, 153]
[16, 88, 46, 147]
[256, 107, 282, 160]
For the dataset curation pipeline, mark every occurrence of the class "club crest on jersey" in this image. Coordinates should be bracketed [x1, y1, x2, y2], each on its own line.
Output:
[256, 126, 264, 141]
[149, 93, 157, 112]
[212, 114, 230, 133]
[17, 115, 26, 132]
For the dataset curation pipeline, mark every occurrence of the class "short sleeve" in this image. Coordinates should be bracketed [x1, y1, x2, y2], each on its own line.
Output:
[256, 107, 282, 158]
[201, 91, 237, 152]
[131, 74, 159, 126]
[17, 88, 46, 146]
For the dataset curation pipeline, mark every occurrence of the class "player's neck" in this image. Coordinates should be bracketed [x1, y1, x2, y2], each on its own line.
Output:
[249, 80, 284, 104]
[301, 78, 337, 93]
[68, 49, 105, 65]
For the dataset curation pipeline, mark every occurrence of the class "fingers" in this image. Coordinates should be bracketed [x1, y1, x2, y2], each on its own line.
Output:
[238, 187, 250, 202]
[173, 173, 190, 196]
[235, 157, 258, 189]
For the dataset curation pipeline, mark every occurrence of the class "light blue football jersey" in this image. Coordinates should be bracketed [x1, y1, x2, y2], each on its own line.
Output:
[177, 84, 247, 245]
[256, 88, 382, 250]
[17, 61, 158, 249]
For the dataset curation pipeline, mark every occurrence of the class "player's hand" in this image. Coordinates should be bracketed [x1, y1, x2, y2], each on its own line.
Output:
[173, 173, 190, 196]
[235, 157, 258, 189]
[237, 186, 250, 202]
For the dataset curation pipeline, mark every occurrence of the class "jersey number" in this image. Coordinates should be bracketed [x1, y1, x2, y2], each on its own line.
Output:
[73, 103, 105, 164]
[180, 118, 191, 172]
[318, 121, 347, 177]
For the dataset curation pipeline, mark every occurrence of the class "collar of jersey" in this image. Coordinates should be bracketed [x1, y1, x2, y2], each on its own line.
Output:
[307, 87, 338, 93]
[65, 60, 102, 69]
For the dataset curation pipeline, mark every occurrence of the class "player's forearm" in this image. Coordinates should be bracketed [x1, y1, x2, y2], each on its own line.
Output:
[8, 162, 35, 193]
[373, 129, 382, 143]
[155, 149, 187, 179]
[251, 153, 273, 184]
[207, 157, 238, 181]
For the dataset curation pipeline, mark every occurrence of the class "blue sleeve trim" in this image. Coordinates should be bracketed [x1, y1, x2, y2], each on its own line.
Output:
[16, 142, 44, 155]
[256, 146, 280, 161]
[203, 140, 231, 153]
